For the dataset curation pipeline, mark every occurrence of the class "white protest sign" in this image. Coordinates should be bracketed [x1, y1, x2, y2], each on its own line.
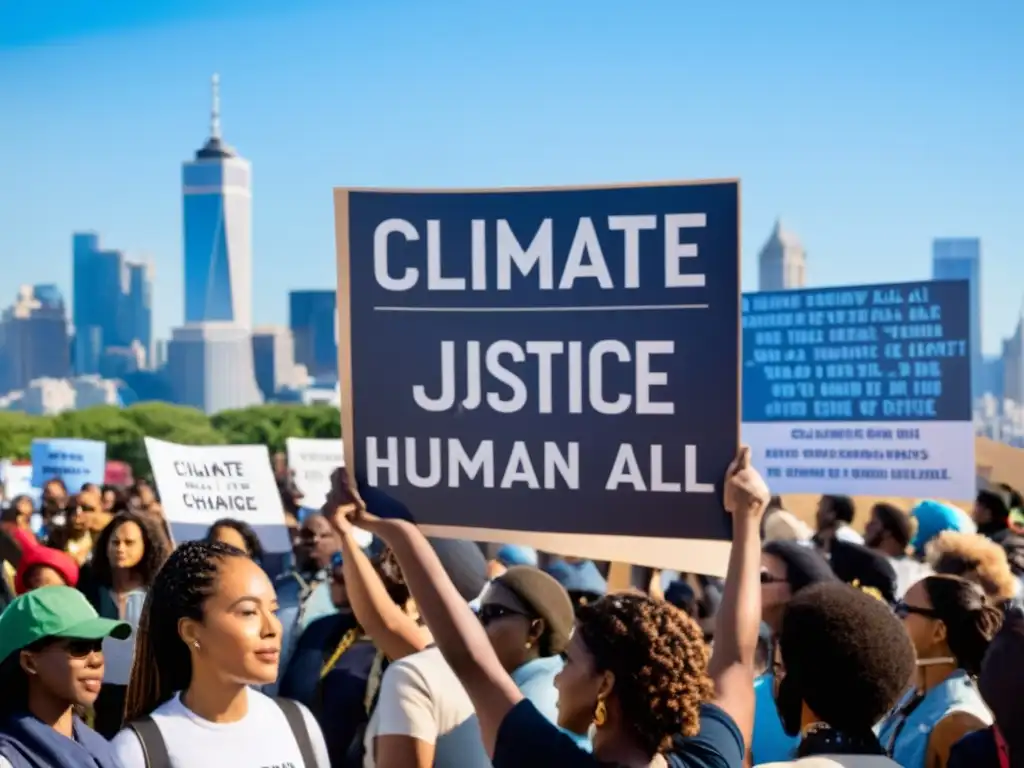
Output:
[145, 437, 291, 553]
[286, 437, 372, 549]
[286, 437, 344, 510]
[1, 460, 38, 503]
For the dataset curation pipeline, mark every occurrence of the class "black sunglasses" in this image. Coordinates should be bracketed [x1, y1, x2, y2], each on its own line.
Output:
[893, 602, 940, 620]
[61, 638, 104, 657]
[478, 604, 528, 626]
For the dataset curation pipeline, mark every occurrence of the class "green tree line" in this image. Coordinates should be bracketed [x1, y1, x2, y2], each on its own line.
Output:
[0, 403, 342, 479]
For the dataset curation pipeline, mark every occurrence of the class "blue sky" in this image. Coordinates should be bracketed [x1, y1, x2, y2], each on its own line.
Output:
[0, 0, 1020, 354]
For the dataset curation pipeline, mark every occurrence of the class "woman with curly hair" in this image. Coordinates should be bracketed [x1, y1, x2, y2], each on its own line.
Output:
[878, 575, 1003, 768]
[334, 446, 768, 767]
[205, 518, 265, 565]
[81, 510, 170, 739]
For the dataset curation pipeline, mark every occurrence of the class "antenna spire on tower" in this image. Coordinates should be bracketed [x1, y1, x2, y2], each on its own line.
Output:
[211, 73, 222, 139]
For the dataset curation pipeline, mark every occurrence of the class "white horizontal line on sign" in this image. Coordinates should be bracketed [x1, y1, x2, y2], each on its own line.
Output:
[373, 304, 710, 313]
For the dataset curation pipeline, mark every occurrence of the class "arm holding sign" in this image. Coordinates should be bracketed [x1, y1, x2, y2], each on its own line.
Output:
[340, 485, 522, 757]
[329, 502, 433, 662]
[703, 446, 769, 753]
[346, 449, 768, 763]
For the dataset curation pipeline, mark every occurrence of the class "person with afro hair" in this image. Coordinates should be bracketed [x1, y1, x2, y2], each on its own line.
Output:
[337, 447, 770, 767]
[927, 531, 1019, 604]
[752, 541, 837, 764]
[761, 582, 915, 767]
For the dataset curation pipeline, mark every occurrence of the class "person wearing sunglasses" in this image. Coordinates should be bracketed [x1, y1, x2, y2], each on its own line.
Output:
[752, 540, 836, 765]
[278, 540, 418, 767]
[47, 495, 96, 567]
[272, 514, 343, 696]
[878, 575, 1003, 768]
[0, 586, 131, 768]
[763, 582, 914, 767]
[340, 446, 767, 768]
[476, 566, 584, 746]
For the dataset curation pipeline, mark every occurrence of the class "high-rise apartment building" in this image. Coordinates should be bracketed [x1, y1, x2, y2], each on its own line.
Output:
[932, 238, 982, 400]
[182, 74, 252, 328]
[289, 290, 337, 380]
[73, 232, 124, 374]
[758, 219, 806, 292]
[0, 285, 72, 394]
[252, 326, 303, 401]
[166, 322, 263, 414]
[72, 232, 154, 373]
[123, 261, 153, 364]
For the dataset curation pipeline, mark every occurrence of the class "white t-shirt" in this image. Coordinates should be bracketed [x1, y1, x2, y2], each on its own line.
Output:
[835, 526, 865, 545]
[759, 757, 902, 768]
[363, 646, 491, 768]
[110, 687, 330, 768]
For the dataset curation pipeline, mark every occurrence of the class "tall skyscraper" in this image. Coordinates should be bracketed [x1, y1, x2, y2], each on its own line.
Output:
[123, 261, 153, 366]
[72, 233, 154, 373]
[0, 286, 71, 394]
[932, 238, 982, 400]
[252, 326, 302, 400]
[73, 232, 125, 374]
[182, 74, 253, 328]
[758, 219, 806, 292]
[289, 290, 337, 380]
[166, 323, 263, 414]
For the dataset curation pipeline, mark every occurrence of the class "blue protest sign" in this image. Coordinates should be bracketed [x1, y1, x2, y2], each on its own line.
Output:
[30, 438, 107, 493]
[742, 279, 974, 500]
[335, 181, 740, 569]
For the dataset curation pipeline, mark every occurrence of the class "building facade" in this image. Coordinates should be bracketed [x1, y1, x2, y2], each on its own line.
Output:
[0, 286, 72, 394]
[72, 233, 124, 374]
[182, 75, 252, 328]
[72, 232, 154, 373]
[123, 261, 153, 365]
[289, 290, 337, 380]
[251, 326, 302, 401]
[758, 219, 807, 292]
[166, 322, 263, 414]
[932, 238, 982, 401]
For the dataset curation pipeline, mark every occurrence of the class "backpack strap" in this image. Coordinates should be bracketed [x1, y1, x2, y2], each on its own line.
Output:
[128, 716, 170, 768]
[274, 697, 317, 768]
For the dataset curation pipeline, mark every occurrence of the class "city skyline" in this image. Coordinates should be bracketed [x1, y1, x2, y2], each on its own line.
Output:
[1, 1, 1021, 354]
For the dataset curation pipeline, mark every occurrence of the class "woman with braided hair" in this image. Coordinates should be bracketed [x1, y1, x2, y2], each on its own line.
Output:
[111, 540, 330, 767]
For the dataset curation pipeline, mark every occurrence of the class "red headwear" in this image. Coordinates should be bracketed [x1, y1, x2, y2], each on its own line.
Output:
[14, 542, 80, 595]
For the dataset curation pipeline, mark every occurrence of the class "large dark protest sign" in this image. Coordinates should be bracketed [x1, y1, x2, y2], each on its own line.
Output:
[742, 279, 974, 500]
[335, 181, 740, 571]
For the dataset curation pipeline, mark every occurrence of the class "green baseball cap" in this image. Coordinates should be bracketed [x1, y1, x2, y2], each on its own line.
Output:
[0, 586, 132, 666]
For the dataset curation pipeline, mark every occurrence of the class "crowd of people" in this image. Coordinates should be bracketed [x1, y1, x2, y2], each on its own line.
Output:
[0, 447, 1022, 768]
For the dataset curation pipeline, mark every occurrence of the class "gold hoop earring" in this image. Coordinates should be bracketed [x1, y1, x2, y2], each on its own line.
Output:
[593, 698, 607, 728]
